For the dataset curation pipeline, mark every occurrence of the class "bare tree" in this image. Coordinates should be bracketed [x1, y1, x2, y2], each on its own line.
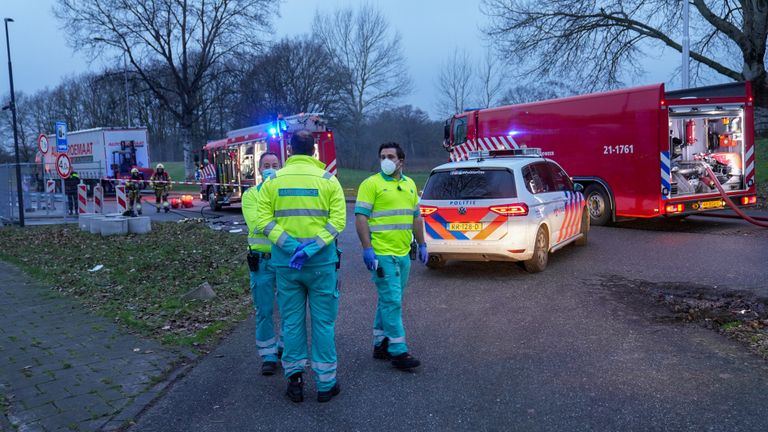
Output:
[236, 36, 346, 128]
[435, 49, 474, 118]
[476, 50, 507, 109]
[481, 0, 768, 127]
[499, 80, 573, 105]
[313, 5, 412, 167]
[55, 0, 277, 178]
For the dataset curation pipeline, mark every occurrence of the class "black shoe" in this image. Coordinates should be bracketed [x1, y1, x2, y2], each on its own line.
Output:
[317, 382, 340, 403]
[277, 346, 284, 359]
[156, 208, 160, 213]
[286, 373, 303, 403]
[391, 352, 421, 370]
[261, 361, 277, 376]
[164, 207, 169, 213]
[373, 337, 390, 360]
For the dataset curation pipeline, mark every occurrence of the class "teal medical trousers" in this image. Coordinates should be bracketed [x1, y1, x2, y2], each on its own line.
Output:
[371, 255, 411, 356]
[249, 257, 281, 362]
[276, 264, 339, 392]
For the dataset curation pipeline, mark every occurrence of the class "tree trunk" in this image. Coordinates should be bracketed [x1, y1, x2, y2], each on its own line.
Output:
[181, 123, 194, 180]
[751, 75, 768, 137]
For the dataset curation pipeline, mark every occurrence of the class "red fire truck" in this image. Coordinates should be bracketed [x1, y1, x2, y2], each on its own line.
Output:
[443, 82, 758, 225]
[200, 113, 337, 210]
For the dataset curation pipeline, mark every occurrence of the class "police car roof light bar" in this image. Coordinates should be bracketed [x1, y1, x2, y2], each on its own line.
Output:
[489, 148, 542, 158]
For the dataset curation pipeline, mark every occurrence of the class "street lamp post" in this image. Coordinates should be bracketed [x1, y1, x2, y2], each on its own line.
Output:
[4, 17, 24, 227]
[123, 52, 131, 127]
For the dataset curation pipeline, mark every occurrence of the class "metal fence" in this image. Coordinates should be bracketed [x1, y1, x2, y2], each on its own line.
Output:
[0, 163, 72, 225]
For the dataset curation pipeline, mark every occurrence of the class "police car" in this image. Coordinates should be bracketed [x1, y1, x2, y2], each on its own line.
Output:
[419, 148, 588, 273]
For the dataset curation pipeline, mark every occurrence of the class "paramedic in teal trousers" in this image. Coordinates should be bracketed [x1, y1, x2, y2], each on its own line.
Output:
[242, 152, 282, 376]
[355, 142, 428, 370]
[256, 130, 346, 403]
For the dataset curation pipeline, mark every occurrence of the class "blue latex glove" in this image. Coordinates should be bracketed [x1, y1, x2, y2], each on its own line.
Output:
[363, 247, 377, 271]
[418, 243, 428, 265]
[295, 240, 313, 254]
[289, 250, 309, 270]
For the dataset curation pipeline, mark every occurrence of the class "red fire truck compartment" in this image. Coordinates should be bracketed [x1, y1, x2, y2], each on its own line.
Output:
[445, 82, 757, 224]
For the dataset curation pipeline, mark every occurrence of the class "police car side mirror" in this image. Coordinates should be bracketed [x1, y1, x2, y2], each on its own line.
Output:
[573, 183, 584, 192]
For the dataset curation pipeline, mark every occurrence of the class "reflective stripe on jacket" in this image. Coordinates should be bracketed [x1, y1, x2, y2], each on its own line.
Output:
[242, 184, 271, 253]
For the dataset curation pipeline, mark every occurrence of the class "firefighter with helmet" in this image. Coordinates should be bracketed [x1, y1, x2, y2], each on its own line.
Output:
[150, 163, 172, 213]
[124, 168, 145, 217]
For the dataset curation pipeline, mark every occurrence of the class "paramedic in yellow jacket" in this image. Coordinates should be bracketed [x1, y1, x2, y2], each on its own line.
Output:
[256, 130, 346, 404]
[242, 152, 282, 376]
[355, 142, 427, 370]
[150, 163, 171, 213]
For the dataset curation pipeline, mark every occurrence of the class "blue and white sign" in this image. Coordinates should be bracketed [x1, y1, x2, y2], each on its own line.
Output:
[55, 121, 67, 153]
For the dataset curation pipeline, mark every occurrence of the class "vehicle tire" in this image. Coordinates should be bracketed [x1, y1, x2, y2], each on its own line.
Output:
[208, 187, 221, 211]
[524, 226, 549, 273]
[425, 254, 446, 269]
[575, 207, 589, 246]
[584, 184, 612, 226]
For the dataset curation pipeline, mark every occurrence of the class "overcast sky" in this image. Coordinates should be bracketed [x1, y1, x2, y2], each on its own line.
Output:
[2, 0, 682, 119]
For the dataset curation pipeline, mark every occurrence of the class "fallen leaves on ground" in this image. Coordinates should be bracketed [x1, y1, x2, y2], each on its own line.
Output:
[0, 220, 252, 350]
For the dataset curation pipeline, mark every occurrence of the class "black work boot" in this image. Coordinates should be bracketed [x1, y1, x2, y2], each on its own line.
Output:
[261, 361, 277, 376]
[373, 337, 390, 360]
[391, 352, 421, 370]
[286, 373, 303, 403]
[317, 382, 341, 403]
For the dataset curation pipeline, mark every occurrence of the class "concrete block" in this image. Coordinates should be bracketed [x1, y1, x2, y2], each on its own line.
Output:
[78, 214, 98, 231]
[127, 216, 151, 235]
[99, 217, 128, 237]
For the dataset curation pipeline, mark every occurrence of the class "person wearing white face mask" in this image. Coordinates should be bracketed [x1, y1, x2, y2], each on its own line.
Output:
[354, 142, 428, 370]
[242, 152, 283, 376]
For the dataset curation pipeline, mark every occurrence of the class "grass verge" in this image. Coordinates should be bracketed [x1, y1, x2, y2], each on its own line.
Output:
[0, 221, 251, 350]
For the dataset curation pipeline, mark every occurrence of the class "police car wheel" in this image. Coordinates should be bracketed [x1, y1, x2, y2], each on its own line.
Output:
[524, 227, 549, 273]
[575, 208, 589, 246]
[425, 254, 445, 269]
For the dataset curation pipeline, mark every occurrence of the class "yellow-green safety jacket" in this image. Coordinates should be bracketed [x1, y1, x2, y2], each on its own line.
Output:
[242, 183, 271, 254]
[256, 155, 346, 267]
[355, 172, 420, 256]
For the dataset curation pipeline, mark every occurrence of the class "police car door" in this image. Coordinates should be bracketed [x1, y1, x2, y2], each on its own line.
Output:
[547, 162, 583, 244]
[524, 162, 568, 244]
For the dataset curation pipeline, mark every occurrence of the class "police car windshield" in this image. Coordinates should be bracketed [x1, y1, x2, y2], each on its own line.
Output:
[422, 168, 517, 200]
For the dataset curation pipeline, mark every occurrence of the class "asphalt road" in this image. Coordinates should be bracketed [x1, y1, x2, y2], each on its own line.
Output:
[132, 206, 768, 432]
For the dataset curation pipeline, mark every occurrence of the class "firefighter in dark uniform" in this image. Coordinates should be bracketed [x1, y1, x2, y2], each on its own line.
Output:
[124, 168, 145, 216]
[150, 163, 172, 213]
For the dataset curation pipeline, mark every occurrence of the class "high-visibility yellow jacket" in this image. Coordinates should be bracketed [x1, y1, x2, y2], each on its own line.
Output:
[256, 155, 346, 267]
[242, 183, 271, 254]
[355, 172, 419, 256]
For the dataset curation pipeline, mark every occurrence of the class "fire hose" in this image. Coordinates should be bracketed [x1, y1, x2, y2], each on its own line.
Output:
[703, 164, 768, 228]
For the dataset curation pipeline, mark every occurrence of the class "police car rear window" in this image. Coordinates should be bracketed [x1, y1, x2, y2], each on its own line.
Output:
[421, 168, 517, 200]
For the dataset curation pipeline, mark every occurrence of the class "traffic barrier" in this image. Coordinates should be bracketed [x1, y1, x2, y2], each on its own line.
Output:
[93, 183, 104, 213]
[78, 184, 88, 215]
[116, 185, 127, 214]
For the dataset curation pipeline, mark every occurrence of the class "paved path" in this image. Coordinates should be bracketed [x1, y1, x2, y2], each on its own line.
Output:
[0, 262, 194, 431]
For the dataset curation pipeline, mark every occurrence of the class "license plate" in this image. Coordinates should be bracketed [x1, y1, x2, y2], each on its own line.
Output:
[448, 222, 483, 231]
[700, 200, 724, 210]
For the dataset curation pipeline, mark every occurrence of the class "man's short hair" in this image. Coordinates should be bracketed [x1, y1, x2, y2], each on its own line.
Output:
[259, 152, 279, 168]
[290, 130, 315, 156]
[379, 142, 405, 160]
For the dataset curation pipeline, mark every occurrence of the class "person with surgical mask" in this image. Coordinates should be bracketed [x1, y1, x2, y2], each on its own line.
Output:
[242, 152, 283, 376]
[354, 142, 427, 371]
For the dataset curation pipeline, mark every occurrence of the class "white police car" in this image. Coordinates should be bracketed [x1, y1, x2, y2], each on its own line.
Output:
[419, 148, 588, 273]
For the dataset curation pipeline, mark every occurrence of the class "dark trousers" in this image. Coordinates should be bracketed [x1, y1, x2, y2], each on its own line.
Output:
[66, 193, 77, 214]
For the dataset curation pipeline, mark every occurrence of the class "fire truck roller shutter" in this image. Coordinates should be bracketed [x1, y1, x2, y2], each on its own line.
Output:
[582, 181, 613, 226]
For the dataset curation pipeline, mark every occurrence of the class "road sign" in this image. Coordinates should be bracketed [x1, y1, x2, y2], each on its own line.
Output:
[55, 121, 68, 153]
[56, 153, 72, 178]
[38, 134, 49, 154]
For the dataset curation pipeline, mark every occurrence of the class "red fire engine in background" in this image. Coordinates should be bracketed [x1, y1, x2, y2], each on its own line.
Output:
[443, 82, 758, 225]
[200, 113, 337, 210]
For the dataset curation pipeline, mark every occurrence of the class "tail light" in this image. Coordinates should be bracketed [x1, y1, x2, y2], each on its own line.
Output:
[740, 196, 757, 205]
[489, 203, 529, 216]
[420, 205, 438, 216]
[665, 204, 684, 213]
